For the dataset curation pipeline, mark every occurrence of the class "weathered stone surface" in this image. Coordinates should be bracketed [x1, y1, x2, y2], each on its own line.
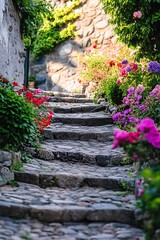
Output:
[53, 112, 113, 126]
[0, 217, 144, 240]
[49, 96, 93, 103]
[59, 43, 73, 56]
[95, 20, 109, 29]
[0, 0, 24, 84]
[0, 183, 135, 223]
[14, 158, 135, 190]
[43, 122, 114, 141]
[34, 139, 124, 166]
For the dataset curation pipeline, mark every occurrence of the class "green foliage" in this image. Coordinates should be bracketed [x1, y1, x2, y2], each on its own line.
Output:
[102, 0, 160, 61]
[11, 161, 23, 171]
[32, 1, 80, 58]
[137, 166, 160, 240]
[14, 0, 80, 58]
[0, 86, 38, 151]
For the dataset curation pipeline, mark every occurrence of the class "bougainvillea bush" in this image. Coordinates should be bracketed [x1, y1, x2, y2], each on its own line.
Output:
[0, 76, 53, 151]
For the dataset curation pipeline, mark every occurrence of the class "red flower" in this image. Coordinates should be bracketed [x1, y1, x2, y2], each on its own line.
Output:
[93, 44, 97, 48]
[26, 91, 33, 99]
[12, 81, 19, 87]
[117, 62, 122, 68]
[1, 77, 7, 83]
[109, 60, 115, 67]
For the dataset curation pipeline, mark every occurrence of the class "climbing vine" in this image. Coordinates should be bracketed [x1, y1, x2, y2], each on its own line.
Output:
[13, 0, 81, 58]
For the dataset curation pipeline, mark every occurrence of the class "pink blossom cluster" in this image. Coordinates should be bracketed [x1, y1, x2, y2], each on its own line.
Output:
[133, 11, 142, 19]
[113, 118, 160, 149]
[150, 84, 160, 99]
[137, 118, 160, 149]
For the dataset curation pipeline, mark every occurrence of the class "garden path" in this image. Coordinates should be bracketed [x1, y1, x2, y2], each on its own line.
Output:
[0, 94, 144, 240]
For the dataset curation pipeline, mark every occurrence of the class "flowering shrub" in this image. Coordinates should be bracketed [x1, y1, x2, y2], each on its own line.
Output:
[79, 43, 134, 104]
[113, 118, 160, 165]
[0, 76, 53, 150]
[117, 60, 160, 97]
[113, 84, 160, 129]
[136, 166, 160, 240]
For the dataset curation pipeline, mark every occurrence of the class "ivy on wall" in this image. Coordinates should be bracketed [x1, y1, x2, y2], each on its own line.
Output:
[13, 0, 81, 59]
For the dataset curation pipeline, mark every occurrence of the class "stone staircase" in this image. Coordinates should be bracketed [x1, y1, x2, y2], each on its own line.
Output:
[0, 94, 144, 240]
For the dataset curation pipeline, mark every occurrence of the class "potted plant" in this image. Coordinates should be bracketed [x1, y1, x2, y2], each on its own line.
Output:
[28, 75, 36, 88]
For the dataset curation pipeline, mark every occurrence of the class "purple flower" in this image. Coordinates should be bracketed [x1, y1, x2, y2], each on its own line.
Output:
[122, 59, 128, 65]
[112, 112, 121, 121]
[139, 104, 146, 112]
[127, 86, 135, 95]
[147, 61, 160, 73]
[125, 66, 132, 72]
[135, 84, 145, 94]
[150, 84, 160, 98]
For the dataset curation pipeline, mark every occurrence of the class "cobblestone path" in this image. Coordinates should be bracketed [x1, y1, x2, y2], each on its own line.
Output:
[0, 94, 144, 240]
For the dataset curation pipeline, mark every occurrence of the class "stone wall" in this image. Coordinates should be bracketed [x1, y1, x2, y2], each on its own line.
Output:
[30, 0, 115, 93]
[0, 0, 25, 84]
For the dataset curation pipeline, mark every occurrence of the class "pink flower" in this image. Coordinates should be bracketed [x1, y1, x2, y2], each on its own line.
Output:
[136, 118, 157, 133]
[135, 84, 145, 94]
[138, 189, 144, 197]
[129, 62, 138, 72]
[145, 129, 160, 149]
[119, 68, 128, 77]
[133, 11, 142, 19]
[128, 132, 140, 143]
[117, 78, 121, 85]
[136, 179, 142, 187]
[34, 89, 42, 94]
[113, 129, 129, 148]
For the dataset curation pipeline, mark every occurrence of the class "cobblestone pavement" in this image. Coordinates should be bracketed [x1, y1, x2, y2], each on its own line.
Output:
[0, 218, 144, 240]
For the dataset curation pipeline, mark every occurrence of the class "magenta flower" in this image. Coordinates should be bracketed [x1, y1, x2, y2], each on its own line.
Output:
[136, 118, 157, 133]
[146, 129, 160, 149]
[34, 89, 42, 94]
[113, 129, 129, 148]
[136, 179, 142, 187]
[127, 86, 135, 95]
[128, 131, 140, 143]
[138, 189, 144, 197]
[133, 11, 142, 19]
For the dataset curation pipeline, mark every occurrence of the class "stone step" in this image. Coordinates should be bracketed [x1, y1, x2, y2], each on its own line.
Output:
[52, 92, 87, 98]
[15, 158, 135, 190]
[53, 112, 113, 126]
[30, 139, 124, 167]
[0, 217, 145, 240]
[48, 96, 93, 103]
[43, 123, 115, 141]
[47, 102, 105, 113]
[0, 183, 135, 224]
